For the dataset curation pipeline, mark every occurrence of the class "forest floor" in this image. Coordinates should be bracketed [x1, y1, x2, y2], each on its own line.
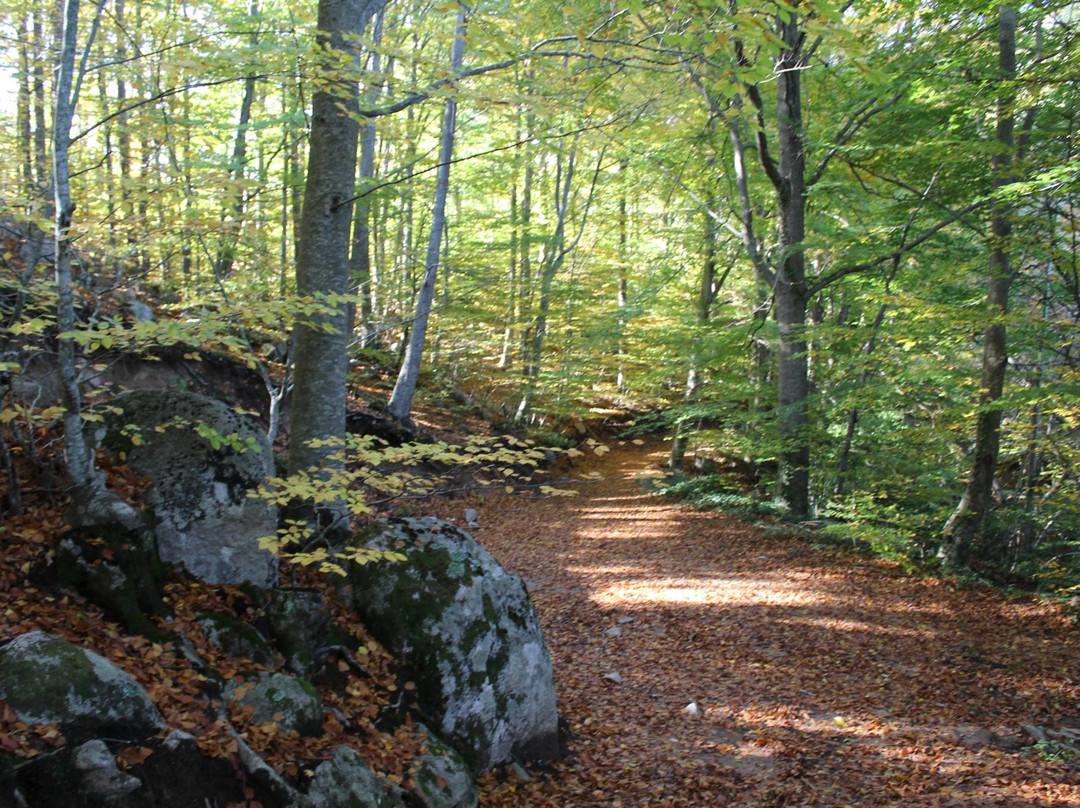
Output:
[423, 438, 1080, 808]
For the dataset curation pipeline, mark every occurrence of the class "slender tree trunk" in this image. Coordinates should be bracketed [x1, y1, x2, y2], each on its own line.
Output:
[349, 8, 384, 348]
[498, 178, 519, 368]
[834, 302, 888, 497]
[943, 6, 1020, 564]
[288, 0, 387, 532]
[214, 0, 260, 281]
[517, 140, 578, 422]
[54, 0, 139, 529]
[615, 160, 630, 393]
[517, 118, 535, 368]
[387, 8, 466, 423]
[670, 205, 722, 470]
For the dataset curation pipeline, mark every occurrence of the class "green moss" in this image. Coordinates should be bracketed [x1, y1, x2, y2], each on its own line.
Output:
[196, 610, 275, 666]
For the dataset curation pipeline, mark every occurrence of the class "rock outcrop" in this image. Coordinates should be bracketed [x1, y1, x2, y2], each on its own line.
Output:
[100, 389, 277, 586]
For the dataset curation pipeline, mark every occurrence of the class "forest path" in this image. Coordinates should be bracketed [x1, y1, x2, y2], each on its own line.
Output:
[431, 439, 1080, 807]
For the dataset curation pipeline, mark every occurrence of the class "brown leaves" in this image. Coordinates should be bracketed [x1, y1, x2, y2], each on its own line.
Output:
[4, 438, 1080, 806]
[426, 440, 1080, 808]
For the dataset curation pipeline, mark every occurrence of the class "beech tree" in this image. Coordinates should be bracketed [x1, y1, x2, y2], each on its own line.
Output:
[53, 0, 140, 529]
[288, 0, 388, 531]
[387, 6, 467, 424]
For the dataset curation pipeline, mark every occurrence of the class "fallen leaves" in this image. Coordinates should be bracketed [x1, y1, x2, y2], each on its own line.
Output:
[429, 440, 1080, 808]
[4, 437, 1080, 807]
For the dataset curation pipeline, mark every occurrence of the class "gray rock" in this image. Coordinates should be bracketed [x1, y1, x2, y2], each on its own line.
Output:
[261, 589, 338, 677]
[196, 610, 276, 667]
[140, 730, 245, 807]
[308, 746, 405, 808]
[100, 389, 277, 586]
[408, 726, 478, 808]
[348, 518, 559, 772]
[72, 740, 142, 799]
[225, 672, 323, 737]
[0, 631, 164, 741]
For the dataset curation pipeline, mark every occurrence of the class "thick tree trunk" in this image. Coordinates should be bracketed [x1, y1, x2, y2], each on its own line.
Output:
[386, 9, 466, 424]
[289, 0, 386, 532]
[772, 14, 811, 518]
[942, 6, 1019, 565]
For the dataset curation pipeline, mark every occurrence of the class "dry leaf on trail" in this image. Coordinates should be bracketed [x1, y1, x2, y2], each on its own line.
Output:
[427, 440, 1080, 807]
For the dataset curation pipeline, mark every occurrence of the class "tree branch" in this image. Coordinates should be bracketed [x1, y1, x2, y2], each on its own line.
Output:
[807, 198, 987, 296]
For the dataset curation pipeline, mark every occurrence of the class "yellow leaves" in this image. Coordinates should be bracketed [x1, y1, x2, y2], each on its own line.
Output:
[540, 485, 578, 497]
[8, 317, 52, 336]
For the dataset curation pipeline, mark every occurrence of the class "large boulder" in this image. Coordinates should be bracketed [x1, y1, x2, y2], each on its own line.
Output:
[100, 389, 277, 586]
[348, 518, 560, 772]
[0, 631, 164, 742]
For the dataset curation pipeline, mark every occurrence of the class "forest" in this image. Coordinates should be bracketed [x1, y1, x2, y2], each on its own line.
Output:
[1, 0, 1080, 805]
[3, 0, 1079, 581]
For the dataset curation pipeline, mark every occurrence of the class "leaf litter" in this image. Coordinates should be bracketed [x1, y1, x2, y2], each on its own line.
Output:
[2, 438, 1078, 806]
[428, 439, 1080, 807]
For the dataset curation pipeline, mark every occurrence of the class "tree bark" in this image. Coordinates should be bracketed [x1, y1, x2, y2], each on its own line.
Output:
[288, 0, 387, 531]
[769, 11, 812, 518]
[386, 7, 467, 423]
[349, 8, 385, 349]
[942, 6, 1019, 565]
[54, 0, 139, 529]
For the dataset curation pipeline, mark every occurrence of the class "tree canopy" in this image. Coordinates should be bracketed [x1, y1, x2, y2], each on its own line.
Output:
[1, 0, 1079, 582]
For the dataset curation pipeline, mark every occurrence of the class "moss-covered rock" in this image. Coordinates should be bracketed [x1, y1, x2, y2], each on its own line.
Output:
[307, 746, 405, 808]
[224, 672, 323, 737]
[196, 610, 276, 667]
[260, 589, 351, 678]
[408, 725, 478, 808]
[99, 389, 277, 586]
[55, 538, 167, 641]
[348, 518, 559, 772]
[0, 631, 164, 743]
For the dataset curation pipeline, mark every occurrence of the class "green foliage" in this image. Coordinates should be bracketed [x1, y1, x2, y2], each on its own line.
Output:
[657, 474, 787, 520]
[254, 433, 575, 574]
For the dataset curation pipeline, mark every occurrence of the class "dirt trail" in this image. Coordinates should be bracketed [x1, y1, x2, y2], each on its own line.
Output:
[432, 440, 1080, 807]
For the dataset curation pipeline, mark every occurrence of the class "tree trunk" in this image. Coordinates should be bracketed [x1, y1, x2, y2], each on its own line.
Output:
[54, 0, 139, 529]
[349, 8, 384, 349]
[387, 8, 466, 423]
[670, 204, 722, 470]
[943, 7, 1019, 565]
[214, 0, 260, 281]
[288, 0, 387, 532]
[769, 12, 811, 518]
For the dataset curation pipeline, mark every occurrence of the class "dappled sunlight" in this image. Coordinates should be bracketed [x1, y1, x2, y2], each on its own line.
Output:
[589, 576, 823, 607]
[466, 442, 1080, 807]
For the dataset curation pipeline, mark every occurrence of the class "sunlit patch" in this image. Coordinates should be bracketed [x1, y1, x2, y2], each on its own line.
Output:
[775, 615, 935, 639]
[590, 577, 824, 607]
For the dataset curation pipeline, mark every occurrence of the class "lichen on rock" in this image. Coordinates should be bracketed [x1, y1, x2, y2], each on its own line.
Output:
[224, 671, 324, 737]
[0, 631, 164, 742]
[348, 517, 560, 772]
[99, 389, 278, 586]
[307, 746, 405, 808]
